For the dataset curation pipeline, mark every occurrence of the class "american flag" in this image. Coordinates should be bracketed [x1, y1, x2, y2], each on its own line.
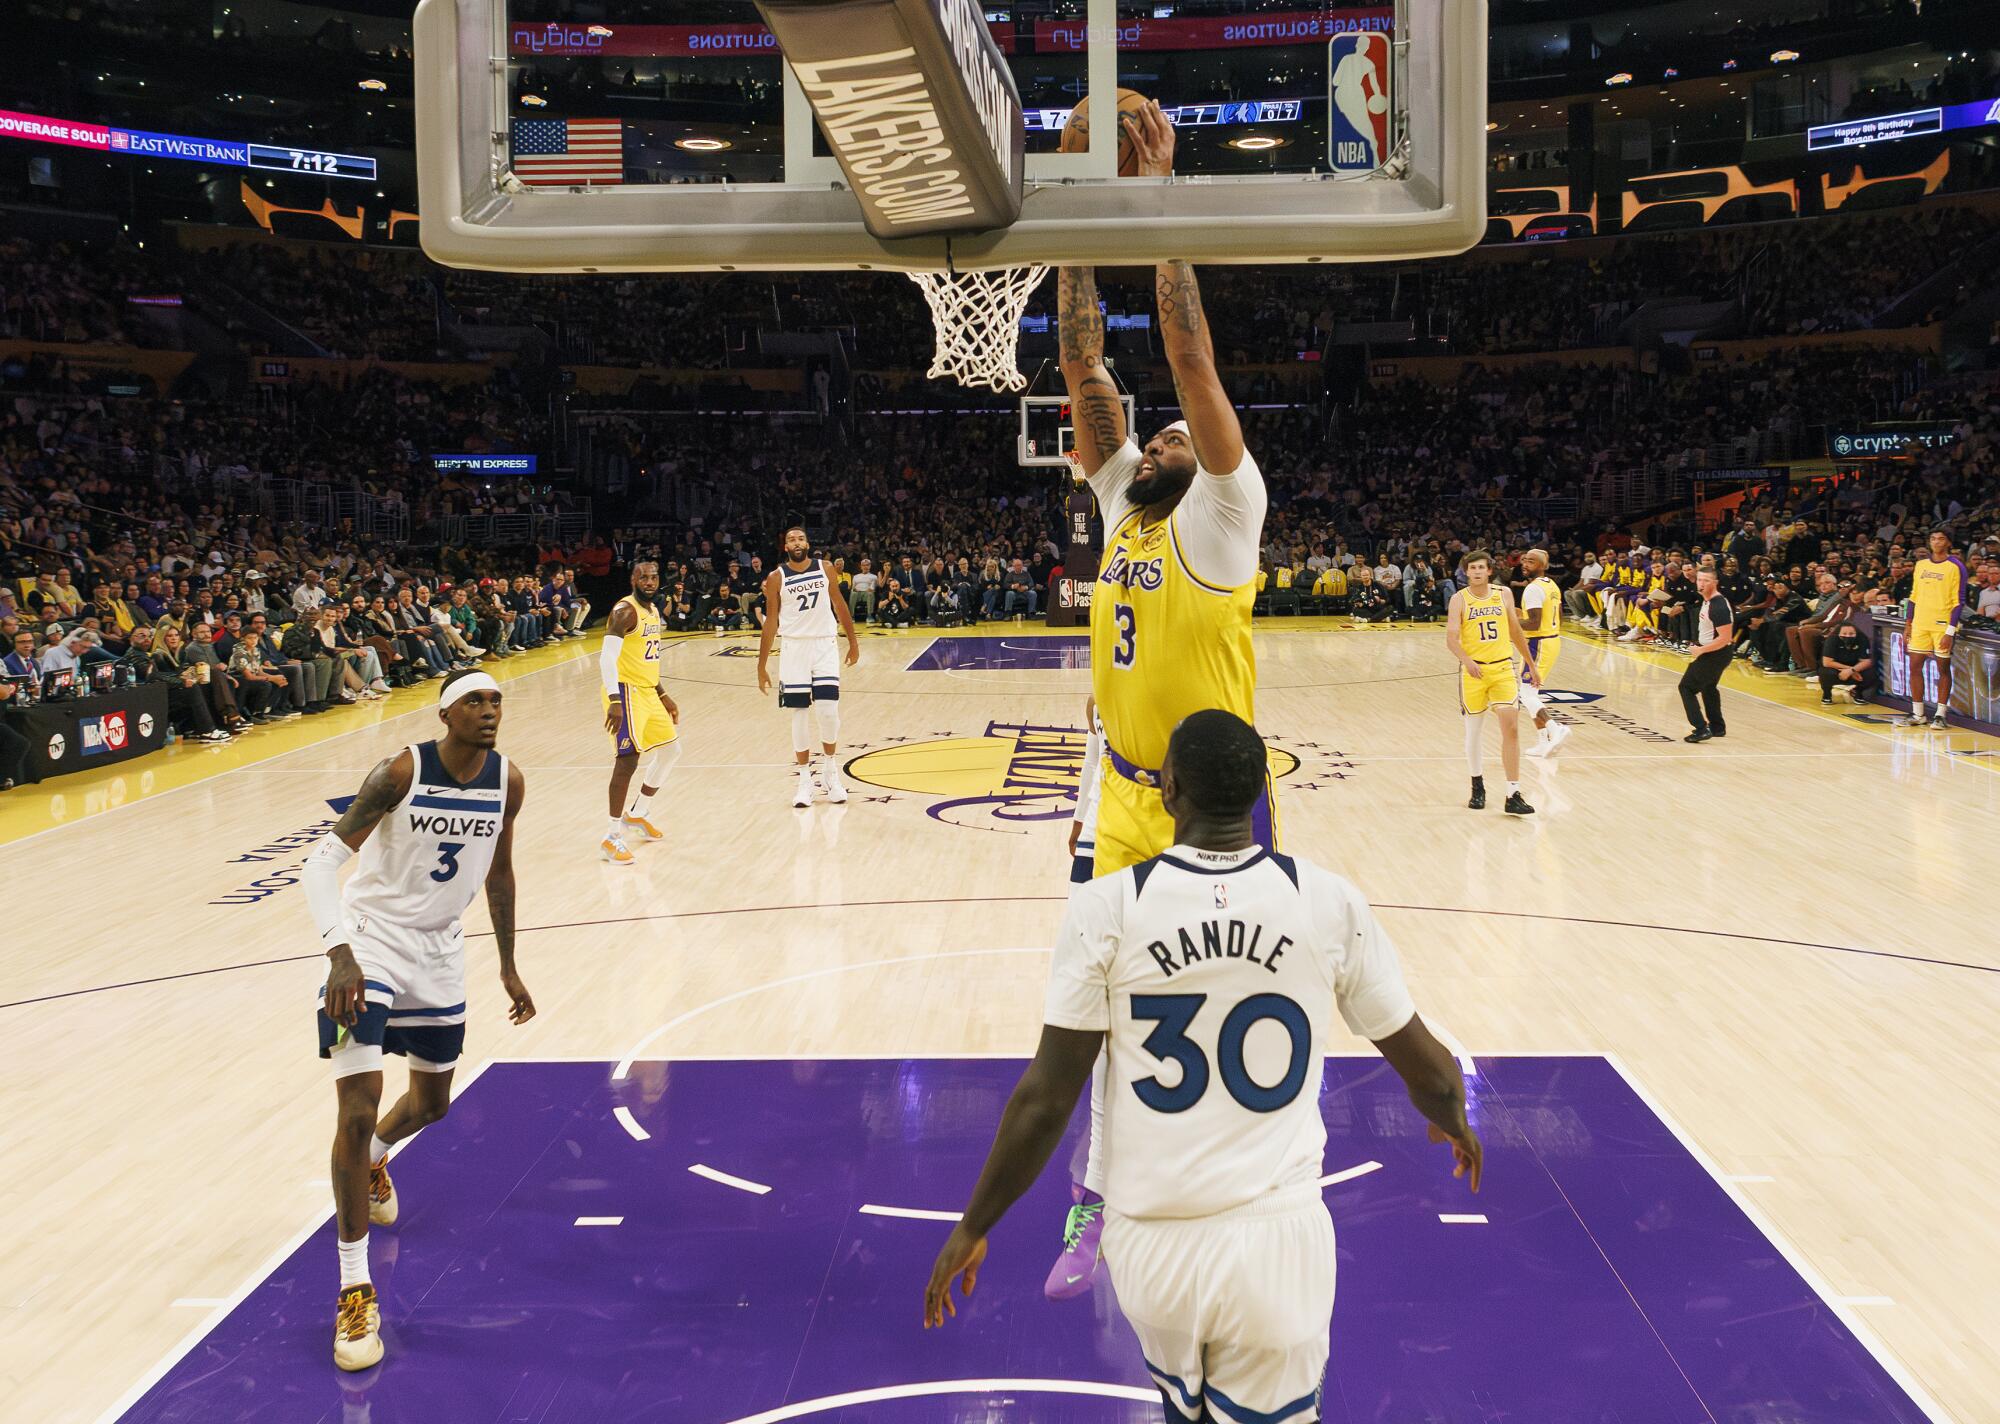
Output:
[510, 118, 624, 186]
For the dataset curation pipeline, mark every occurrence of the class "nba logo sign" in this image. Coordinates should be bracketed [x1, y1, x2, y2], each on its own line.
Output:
[80, 710, 128, 756]
[1328, 33, 1392, 173]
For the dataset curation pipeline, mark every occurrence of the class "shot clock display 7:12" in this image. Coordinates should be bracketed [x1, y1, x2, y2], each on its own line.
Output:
[246, 144, 378, 181]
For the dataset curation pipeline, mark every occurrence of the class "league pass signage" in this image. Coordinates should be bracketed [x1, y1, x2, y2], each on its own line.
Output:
[756, 0, 1025, 237]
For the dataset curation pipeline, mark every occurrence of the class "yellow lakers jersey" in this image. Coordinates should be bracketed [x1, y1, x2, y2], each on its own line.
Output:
[1521, 575, 1561, 638]
[1911, 556, 1966, 621]
[615, 595, 665, 687]
[1459, 591, 1510, 662]
[1091, 509, 1256, 771]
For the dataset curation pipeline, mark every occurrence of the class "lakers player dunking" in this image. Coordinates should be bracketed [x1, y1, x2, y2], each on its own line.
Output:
[925, 712, 1481, 1424]
[599, 561, 682, 865]
[1448, 550, 1540, 815]
[306, 669, 535, 1371]
[757, 526, 861, 806]
[1043, 102, 1277, 1293]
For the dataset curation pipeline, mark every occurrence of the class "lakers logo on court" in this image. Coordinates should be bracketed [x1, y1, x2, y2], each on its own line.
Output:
[846, 720, 1301, 834]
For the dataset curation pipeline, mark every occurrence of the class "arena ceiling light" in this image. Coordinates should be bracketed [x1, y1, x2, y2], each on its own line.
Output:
[675, 137, 732, 152]
[1227, 134, 1285, 151]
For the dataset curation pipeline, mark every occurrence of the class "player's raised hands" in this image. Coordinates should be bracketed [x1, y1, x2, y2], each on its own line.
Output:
[1428, 1122, 1483, 1193]
[1125, 99, 1175, 178]
[923, 1225, 988, 1328]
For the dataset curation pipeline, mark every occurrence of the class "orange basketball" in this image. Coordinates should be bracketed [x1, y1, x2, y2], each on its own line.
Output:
[1060, 87, 1149, 175]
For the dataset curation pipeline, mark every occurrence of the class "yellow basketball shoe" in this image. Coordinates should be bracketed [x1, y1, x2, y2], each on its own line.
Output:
[368, 1157, 398, 1227]
[622, 814, 665, 841]
[599, 835, 634, 865]
[333, 1283, 384, 1372]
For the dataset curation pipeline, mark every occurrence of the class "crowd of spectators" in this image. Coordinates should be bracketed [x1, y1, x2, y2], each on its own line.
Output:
[12, 197, 1989, 371]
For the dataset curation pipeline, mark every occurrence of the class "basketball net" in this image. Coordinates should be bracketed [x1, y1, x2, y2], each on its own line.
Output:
[906, 265, 1050, 393]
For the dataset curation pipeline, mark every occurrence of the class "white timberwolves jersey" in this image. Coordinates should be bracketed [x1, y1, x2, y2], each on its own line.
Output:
[344, 741, 507, 935]
[779, 560, 837, 639]
[1043, 844, 1417, 1220]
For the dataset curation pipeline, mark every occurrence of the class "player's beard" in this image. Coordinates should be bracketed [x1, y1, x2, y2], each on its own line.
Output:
[1128, 454, 1195, 510]
[632, 588, 658, 609]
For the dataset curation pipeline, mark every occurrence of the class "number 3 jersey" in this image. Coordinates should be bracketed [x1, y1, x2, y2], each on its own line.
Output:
[1043, 844, 1417, 1220]
[1087, 439, 1265, 773]
[343, 740, 507, 940]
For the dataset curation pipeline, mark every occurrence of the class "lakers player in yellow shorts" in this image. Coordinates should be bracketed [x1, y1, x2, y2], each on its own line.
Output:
[1447, 550, 1541, 815]
[1899, 529, 1968, 730]
[1040, 99, 1278, 1293]
[598, 560, 681, 865]
[1516, 548, 1571, 759]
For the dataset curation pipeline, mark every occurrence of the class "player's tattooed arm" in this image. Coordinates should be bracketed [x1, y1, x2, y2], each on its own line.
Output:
[490, 762, 535, 1025]
[1056, 265, 1105, 370]
[1153, 260, 1244, 473]
[332, 749, 413, 852]
[1057, 267, 1127, 476]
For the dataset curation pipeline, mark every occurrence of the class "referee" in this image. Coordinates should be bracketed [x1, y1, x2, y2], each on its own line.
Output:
[1680, 568, 1734, 744]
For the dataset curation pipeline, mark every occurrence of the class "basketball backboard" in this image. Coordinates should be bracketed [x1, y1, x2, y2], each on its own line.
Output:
[415, 0, 1486, 274]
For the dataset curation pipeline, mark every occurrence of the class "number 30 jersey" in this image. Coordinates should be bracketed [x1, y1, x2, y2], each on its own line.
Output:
[343, 740, 507, 936]
[1088, 439, 1265, 773]
[1043, 844, 1417, 1221]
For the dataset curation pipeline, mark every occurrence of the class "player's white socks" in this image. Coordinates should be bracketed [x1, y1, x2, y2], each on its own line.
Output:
[1508, 781, 1521, 796]
[605, 817, 625, 842]
[1464, 713, 1485, 776]
[338, 1236, 369, 1289]
[368, 1135, 389, 1166]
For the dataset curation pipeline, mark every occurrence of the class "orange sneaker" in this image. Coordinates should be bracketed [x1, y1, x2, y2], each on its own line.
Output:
[622, 815, 665, 841]
[333, 1283, 383, 1371]
[600, 835, 634, 865]
[367, 1156, 398, 1227]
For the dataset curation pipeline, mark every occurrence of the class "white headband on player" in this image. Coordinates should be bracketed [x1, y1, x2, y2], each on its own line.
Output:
[1157, 419, 1209, 476]
[440, 671, 501, 707]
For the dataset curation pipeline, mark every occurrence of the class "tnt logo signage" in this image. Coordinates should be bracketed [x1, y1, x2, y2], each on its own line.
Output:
[46, 732, 67, 761]
[137, 713, 155, 739]
[1328, 32, 1392, 172]
[80, 710, 129, 756]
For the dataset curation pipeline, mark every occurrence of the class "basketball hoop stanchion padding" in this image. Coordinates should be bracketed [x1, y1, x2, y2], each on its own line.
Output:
[907, 264, 1050, 393]
[1048, 466, 1098, 629]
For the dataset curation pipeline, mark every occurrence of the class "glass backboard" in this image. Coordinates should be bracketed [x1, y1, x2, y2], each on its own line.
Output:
[415, 0, 1486, 273]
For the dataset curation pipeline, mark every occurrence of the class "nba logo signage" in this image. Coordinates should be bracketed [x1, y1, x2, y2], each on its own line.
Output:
[1057, 578, 1093, 611]
[1327, 32, 1392, 173]
[80, 710, 129, 756]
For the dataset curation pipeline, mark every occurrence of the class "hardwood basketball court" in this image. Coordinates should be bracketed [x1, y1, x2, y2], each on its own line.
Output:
[4, 622, 1996, 1421]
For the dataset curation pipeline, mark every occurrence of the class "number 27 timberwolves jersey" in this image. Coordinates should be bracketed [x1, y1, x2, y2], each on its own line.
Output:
[343, 741, 508, 937]
[1042, 844, 1418, 1220]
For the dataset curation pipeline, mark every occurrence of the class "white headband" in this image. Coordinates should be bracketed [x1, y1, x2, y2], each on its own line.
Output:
[440, 671, 501, 707]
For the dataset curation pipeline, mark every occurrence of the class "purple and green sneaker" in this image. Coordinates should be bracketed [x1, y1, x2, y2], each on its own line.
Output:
[1043, 1186, 1105, 1300]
